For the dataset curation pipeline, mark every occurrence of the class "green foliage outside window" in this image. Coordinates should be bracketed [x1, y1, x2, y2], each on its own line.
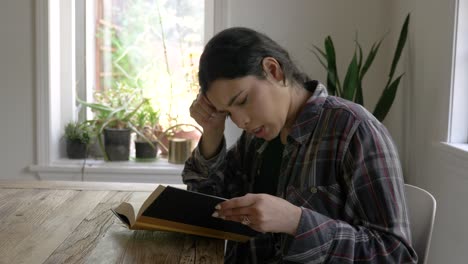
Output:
[95, 0, 204, 129]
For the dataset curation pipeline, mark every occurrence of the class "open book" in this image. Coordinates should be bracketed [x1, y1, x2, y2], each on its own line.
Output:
[111, 185, 258, 242]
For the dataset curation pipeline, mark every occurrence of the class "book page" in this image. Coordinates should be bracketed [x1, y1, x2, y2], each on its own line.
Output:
[112, 185, 165, 227]
[137, 185, 166, 218]
[112, 202, 136, 227]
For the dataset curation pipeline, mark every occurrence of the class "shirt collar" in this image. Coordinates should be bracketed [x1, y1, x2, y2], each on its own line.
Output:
[288, 81, 328, 144]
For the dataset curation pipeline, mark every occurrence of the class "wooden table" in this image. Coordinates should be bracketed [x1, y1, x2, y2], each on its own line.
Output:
[0, 180, 224, 264]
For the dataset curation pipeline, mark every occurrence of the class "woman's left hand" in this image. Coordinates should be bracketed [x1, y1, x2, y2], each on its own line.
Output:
[212, 193, 302, 235]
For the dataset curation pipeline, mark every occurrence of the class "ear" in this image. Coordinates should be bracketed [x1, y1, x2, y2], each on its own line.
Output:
[262, 57, 284, 83]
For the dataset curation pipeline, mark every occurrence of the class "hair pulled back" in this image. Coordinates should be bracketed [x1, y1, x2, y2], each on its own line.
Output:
[198, 27, 310, 93]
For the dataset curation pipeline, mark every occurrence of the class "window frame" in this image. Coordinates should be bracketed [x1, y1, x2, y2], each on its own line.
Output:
[436, 0, 468, 161]
[31, 0, 228, 182]
[449, 0, 468, 144]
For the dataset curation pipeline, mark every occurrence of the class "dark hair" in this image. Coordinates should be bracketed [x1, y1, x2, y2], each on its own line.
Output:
[198, 27, 310, 93]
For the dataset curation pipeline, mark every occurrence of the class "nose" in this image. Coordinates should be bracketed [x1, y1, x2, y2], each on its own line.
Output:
[231, 111, 250, 129]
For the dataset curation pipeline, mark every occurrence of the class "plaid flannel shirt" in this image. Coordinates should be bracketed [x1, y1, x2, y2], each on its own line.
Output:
[182, 81, 418, 263]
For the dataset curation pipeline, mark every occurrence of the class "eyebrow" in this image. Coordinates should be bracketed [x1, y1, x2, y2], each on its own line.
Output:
[227, 90, 244, 107]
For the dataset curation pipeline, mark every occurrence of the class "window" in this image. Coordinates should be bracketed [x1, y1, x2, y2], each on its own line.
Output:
[450, 0, 468, 145]
[84, 0, 203, 129]
[78, 0, 205, 160]
[32, 0, 227, 182]
[438, 0, 468, 157]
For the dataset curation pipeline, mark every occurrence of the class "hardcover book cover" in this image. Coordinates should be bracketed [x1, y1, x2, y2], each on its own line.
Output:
[111, 185, 258, 242]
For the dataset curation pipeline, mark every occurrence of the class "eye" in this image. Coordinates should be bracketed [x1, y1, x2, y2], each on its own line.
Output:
[237, 96, 248, 105]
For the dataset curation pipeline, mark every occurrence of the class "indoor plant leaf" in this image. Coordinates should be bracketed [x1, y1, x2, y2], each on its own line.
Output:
[355, 81, 364, 105]
[354, 42, 364, 105]
[324, 36, 341, 96]
[356, 42, 363, 73]
[76, 97, 113, 114]
[360, 39, 383, 80]
[312, 13, 410, 122]
[342, 53, 359, 101]
[388, 14, 410, 81]
[127, 122, 158, 150]
[311, 46, 328, 69]
[373, 74, 403, 121]
[122, 98, 150, 123]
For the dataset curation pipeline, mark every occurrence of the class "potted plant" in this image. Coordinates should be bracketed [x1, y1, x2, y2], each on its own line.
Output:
[64, 121, 92, 159]
[77, 84, 155, 161]
[155, 123, 202, 157]
[312, 14, 410, 122]
[133, 102, 165, 160]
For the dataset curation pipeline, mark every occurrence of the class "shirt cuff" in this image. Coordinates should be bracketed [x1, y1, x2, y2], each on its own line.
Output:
[192, 136, 227, 172]
[284, 207, 336, 257]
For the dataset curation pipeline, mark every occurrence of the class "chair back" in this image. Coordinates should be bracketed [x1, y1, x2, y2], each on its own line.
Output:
[405, 184, 437, 264]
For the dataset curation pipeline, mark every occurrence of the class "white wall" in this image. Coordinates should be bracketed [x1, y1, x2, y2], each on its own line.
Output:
[226, 0, 392, 110]
[224, 0, 399, 151]
[392, 0, 468, 263]
[0, 0, 37, 180]
[1, 0, 467, 262]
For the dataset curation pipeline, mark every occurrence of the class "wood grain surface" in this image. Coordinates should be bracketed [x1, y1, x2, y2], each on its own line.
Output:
[0, 180, 224, 264]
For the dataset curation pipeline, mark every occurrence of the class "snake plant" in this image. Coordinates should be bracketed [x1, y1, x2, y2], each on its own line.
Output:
[313, 13, 410, 122]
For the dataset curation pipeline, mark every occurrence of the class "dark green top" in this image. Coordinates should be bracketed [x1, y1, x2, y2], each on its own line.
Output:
[253, 135, 285, 195]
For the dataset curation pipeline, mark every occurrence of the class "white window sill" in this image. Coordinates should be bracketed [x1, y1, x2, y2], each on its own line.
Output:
[434, 142, 468, 173]
[437, 142, 468, 158]
[29, 158, 185, 184]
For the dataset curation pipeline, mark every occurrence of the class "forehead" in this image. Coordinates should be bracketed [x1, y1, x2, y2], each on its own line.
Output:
[206, 76, 257, 110]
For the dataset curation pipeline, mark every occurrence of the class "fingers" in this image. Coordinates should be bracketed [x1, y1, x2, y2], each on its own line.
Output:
[212, 193, 258, 221]
[211, 193, 301, 234]
[198, 96, 215, 115]
[215, 205, 253, 218]
[223, 193, 256, 208]
[190, 97, 210, 118]
[190, 94, 225, 122]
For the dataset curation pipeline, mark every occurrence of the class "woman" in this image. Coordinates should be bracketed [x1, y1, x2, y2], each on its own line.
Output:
[182, 27, 417, 263]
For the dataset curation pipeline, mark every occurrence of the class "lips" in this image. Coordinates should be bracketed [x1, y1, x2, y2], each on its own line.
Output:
[250, 126, 265, 137]
[252, 127, 262, 134]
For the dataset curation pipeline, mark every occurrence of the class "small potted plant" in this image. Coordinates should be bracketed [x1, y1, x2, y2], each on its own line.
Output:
[77, 84, 155, 161]
[133, 102, 164, 160]
[64, 121, 92, 159]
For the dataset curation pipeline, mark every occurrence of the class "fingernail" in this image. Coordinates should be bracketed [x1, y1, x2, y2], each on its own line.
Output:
[212, 211, 219, 218]
[215, 204, 221, 210]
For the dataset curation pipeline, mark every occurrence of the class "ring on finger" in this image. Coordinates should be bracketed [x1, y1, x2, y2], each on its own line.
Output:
[241, 215, 251, 225]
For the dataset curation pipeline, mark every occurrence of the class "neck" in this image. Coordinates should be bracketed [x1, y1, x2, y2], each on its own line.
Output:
[280, 84, 311, 143]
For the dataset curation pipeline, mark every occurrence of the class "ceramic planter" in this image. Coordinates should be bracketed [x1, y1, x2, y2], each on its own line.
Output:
[66, 139, 88, 159]
[135, 141, 158, 160]
[103, 128, 131, 161]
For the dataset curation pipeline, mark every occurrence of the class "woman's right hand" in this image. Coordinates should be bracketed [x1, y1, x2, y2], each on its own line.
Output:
[189, 94, 227, 158]
[190, 94, 226, 133]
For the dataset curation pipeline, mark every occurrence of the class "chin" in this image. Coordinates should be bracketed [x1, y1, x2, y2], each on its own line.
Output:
[264, 131, 280, 141]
